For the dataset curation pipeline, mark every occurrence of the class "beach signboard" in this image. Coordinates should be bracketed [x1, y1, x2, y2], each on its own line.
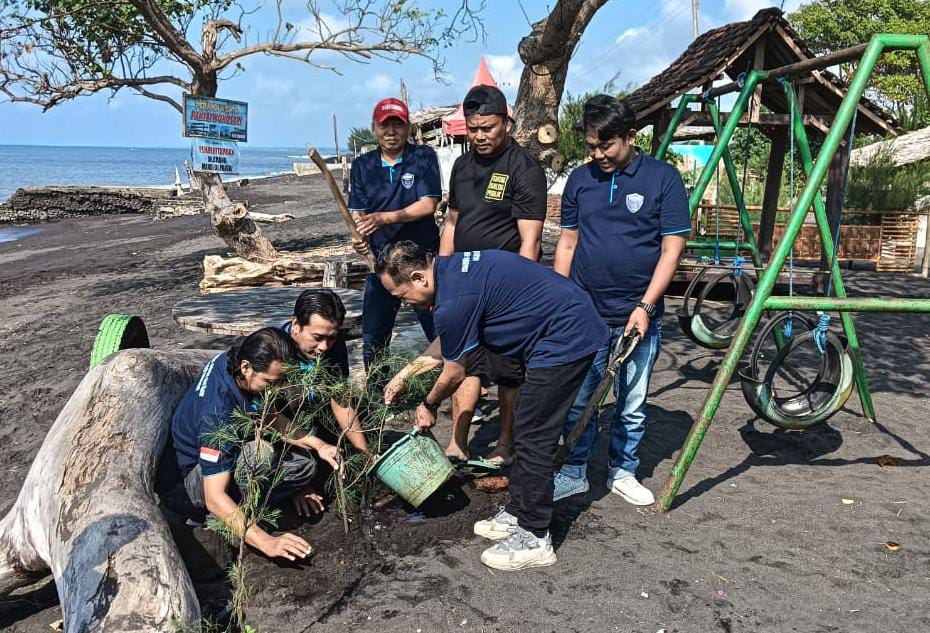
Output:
[183, 95, 248, 143]
[191, 138, 240, 174]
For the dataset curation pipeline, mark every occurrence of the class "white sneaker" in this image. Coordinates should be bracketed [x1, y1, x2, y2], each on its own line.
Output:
[473, 507, 519, 540]
[480, 528, 557, 570]
[611, 476, 655, 506]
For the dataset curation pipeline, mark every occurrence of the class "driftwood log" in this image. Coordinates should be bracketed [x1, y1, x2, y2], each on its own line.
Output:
[0, 348, 216, 631]
[200, 252, 368, 293]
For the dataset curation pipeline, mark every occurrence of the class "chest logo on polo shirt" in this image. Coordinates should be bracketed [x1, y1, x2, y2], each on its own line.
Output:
[484, 173, 509, 201]
[401, 172, 415, 190]
[626, 193, 644, 213]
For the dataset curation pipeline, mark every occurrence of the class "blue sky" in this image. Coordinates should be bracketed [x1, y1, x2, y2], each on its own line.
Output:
[0, 0, 802, 148]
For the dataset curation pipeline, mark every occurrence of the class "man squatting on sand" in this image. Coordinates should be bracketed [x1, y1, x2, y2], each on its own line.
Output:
[384, 94, 688, 569]
[158, 291, 368, 561]
[386, 84, 546, 468]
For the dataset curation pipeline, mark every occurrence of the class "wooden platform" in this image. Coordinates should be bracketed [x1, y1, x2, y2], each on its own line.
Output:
[173, 287, 416, 338]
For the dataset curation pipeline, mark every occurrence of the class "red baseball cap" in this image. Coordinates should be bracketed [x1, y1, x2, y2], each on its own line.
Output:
[373, 97, 409, 124]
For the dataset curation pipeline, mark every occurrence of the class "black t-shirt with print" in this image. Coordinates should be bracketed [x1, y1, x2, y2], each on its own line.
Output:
[448, 139, 547, 253]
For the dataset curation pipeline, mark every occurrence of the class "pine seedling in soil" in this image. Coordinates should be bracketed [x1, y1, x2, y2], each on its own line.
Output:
[197, 353, 438, 630]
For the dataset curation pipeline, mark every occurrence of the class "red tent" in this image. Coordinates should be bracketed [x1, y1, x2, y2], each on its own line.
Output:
[441, 57, 513, 136]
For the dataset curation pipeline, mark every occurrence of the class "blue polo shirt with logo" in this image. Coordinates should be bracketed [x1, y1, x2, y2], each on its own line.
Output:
[348, 142, 442, 256]
[560, 150, 691, 326]
[433, 250, 608, 368]
[171, 352, 248, 478]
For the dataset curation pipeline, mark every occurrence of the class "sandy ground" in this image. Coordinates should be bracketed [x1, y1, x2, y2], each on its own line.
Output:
[1, 173, 929, 632]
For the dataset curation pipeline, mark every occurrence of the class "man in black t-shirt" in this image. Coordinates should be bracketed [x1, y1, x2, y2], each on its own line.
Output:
[436, 84, 547, 466]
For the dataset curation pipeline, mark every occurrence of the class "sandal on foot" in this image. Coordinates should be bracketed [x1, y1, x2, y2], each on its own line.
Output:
[484, 446, 514, 467]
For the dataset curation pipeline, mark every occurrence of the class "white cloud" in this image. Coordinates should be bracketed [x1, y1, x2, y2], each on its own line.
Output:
[364, 73, 395, 94]
[485, 53, 523, 101]
[569, 0, 703, 94]
[615, 27, 647, 44]
[253, 77, 296, 100]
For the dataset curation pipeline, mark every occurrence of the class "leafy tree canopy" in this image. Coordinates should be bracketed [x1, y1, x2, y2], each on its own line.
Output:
[1, 0, 483, 110]
[789, 0, 930, 128]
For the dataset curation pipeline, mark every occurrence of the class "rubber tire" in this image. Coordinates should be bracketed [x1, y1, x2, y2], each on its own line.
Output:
[89, 314, 150, 369]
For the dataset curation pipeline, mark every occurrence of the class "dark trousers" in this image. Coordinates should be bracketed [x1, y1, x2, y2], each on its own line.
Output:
[363, 272, 436, 368]
[158, 441, 317, 520]
[505, 354, 595, 536]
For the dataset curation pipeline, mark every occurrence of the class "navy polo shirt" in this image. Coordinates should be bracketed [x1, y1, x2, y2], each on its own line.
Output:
[561, 150, 691, 326]
[433, 250, 608, 368]
[171, 352, 248, 478]
[347, 142, 442, 255]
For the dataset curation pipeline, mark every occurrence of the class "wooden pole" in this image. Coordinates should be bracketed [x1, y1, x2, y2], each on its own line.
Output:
[332, 113, 339, 158]
[821, 145, 850, 290]
[759, 133, 787, 260]
[921, 217, 930, 276]
[691, 0, 699, 39]
[308, 148, 375, 272]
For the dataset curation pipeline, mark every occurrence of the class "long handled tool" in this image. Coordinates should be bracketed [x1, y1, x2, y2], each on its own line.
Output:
[307, 147, 376, 272]
[554, 331, 642, 472]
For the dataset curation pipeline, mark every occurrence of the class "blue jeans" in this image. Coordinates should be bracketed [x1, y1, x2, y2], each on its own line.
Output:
[362, 272, 436, 368]
[560, 320, 662, 482]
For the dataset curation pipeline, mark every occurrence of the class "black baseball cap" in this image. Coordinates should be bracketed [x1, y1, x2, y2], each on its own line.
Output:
[463, 85, 508, 117]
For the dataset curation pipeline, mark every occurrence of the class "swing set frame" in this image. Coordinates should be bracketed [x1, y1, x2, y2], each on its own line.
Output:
[650, 32, 930, 512]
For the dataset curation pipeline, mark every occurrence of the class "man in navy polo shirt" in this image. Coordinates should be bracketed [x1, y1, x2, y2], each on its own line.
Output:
[349, 97, 442, 368]
[279, 288, 368, 454]
[377, 241, 608, 571]
[159, 328, 331, 561]
[553, 95, 690, 506]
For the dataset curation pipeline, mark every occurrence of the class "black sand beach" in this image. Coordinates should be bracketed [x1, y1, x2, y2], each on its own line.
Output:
[1, 173, 929, 632]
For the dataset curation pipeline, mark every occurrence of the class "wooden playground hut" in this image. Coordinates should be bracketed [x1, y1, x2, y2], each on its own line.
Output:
[626, 8, 900, 269]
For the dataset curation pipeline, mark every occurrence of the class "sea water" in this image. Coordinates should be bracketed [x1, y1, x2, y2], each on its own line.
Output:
[0, 144, 338, 203]
[0, 227, 43, 243]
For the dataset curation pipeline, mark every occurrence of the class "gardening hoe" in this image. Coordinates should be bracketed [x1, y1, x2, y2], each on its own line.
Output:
[553, 330, 642, 473]
[307, 147, 376, 272]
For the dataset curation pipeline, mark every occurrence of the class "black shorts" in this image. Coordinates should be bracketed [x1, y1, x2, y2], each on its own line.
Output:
[461, 347, 525, 388]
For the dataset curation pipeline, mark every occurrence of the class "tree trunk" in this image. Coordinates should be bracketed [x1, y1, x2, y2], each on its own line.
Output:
[202, 175, 279, 261]
[0, 348, 216, 631]
[193, 71, 278, 261]
[511, 0, 609, 172]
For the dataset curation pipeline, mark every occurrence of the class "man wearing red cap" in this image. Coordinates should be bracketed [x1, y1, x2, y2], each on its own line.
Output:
[349, 98, 442, 368]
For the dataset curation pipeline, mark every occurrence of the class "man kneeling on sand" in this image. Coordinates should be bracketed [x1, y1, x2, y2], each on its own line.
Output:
[378, 241, 607, 570]
[280, 288, 369, 457]
[158, 327, 339, 561]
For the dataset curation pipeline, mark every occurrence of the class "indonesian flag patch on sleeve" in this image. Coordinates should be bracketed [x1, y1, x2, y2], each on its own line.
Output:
[200, 447, 221, 463]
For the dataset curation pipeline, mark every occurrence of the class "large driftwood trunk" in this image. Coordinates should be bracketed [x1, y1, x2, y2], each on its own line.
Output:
[200, 252, 368, 293]
[201, 174, 279, 261]
[0, 348, 216, 632]
[511, 0, 609, 173]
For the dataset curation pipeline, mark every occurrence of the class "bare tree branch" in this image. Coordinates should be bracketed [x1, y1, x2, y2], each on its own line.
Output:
[127, 0, 203, 73]
[132, 86, 183, 112]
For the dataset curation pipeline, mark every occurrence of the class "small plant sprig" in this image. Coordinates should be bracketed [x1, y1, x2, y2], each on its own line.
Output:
[198, 351, 439, 631]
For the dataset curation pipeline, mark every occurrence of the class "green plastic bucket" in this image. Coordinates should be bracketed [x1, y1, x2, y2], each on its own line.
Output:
[373, 431, 454, 508]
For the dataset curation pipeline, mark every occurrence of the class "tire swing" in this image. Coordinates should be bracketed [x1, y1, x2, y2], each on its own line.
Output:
[739, 91, 855, 430]
[89, 314, 150, 369]
[676, 264, 755, 349]
[677, 89, 756, 350]
[739, 314, 853, 430]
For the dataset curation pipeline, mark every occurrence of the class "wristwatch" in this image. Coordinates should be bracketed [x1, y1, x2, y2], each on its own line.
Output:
[420, 398, 439, 414]
[637, 301, 657, 317]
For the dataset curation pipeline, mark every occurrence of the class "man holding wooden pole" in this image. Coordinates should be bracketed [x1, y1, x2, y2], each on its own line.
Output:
[348, 97, 443, 368]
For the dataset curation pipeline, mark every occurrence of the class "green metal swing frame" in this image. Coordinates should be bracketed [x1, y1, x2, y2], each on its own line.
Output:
[651, 33, 930, 512]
